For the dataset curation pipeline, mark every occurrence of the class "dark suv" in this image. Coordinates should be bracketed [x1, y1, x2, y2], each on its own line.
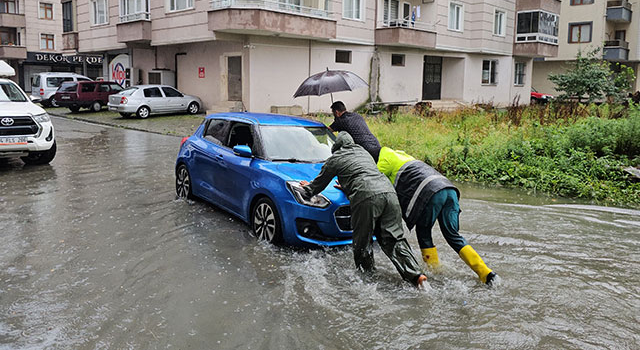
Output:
[54, 81, 124, 112]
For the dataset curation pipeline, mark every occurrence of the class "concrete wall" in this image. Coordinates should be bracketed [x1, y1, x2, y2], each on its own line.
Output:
[531, 59, 568, 94]
[377, 47, 424, 103]
[25, 0, 64, 51]
[150, 0, 215, 46]
[551, 1, 605, 61]
[331, 0, 376, 44]
[77, 0, 126, 52]
[510, 57, 533, 104]
[441, 56, 465, 100]
[462, 54, 514, 105]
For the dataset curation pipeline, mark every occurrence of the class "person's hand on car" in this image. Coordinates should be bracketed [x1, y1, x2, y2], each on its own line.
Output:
[300, 180, 310, 186]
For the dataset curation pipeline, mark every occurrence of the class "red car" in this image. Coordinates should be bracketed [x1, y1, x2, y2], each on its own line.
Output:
[531, 87, 554, 104]
[54, 81, 124, 112]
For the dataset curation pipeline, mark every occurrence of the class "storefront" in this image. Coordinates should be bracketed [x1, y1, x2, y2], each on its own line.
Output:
[19, 52, 104, 93]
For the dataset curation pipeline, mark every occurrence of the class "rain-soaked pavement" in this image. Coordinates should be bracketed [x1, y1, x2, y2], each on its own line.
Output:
[1, 117, 639, 350]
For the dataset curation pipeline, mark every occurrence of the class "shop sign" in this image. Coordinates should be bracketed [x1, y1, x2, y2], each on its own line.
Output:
[198, 67, 205, 79]
[27, 52, 103, 65]
[109, 54, 129, 87]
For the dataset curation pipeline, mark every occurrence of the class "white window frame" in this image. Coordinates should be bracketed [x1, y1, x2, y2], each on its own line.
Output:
[39, 33, 55, 50]
[343, 0, 364, 21]
[120, 0, 150, 21]
[514, 62, 525, 86]
[494, 9, 506, 36]
[91, 0, 109, 25]
[39, 2, 54, 20]
[482, 59, 498, 85]
[167, 0, 194, 13]
[448, 2, 463, 32]
[516, 10, 559, 45]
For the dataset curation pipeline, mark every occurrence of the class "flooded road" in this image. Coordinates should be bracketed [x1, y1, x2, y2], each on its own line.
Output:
[1, 117, 639, 349]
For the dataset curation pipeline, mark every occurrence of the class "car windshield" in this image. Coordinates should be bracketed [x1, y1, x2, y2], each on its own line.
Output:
[260, 125, 335, 163]
[119, 87, 138, 96]
[0, 82, 27, 102]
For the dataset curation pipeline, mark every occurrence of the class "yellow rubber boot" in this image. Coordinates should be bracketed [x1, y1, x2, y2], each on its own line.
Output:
[421, 247, 440, 270]
[458, 245, 493, 283]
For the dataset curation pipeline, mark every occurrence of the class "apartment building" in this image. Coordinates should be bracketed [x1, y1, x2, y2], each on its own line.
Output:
[72, 0, 560, 113]
[533, 0, 640, 94]
[0, 0, 103, 91]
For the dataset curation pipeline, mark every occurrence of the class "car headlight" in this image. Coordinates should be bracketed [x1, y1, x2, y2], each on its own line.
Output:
[286, 181, 330, 208]
[33, 113, 50, 123]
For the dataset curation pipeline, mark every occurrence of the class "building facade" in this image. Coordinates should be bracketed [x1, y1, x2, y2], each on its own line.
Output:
[533, 0, 640, 95]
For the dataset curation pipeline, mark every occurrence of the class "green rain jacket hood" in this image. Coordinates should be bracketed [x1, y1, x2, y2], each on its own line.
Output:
[305, 131, 395, 207]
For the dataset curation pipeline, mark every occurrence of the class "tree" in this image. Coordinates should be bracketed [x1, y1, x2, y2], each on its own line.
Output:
[549, 47, 635, 104]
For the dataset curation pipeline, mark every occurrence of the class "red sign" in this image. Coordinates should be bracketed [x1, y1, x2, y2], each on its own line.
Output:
[198, 67, 205, 79]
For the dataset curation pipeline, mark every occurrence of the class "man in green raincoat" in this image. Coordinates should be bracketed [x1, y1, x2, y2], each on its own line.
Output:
[301, 132, 427, 287]
[377, 147, 497, 285]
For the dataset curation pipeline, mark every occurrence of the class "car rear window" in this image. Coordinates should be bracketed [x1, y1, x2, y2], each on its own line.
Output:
[59, 82, 77, 92]
[143, 87, 162, 98]
[81, 82, 97, 93]
[119, 87, 138, 96]
[47, 77, 73, 88]
[109, 83, 123, 92]
[31, 75, 40, 88]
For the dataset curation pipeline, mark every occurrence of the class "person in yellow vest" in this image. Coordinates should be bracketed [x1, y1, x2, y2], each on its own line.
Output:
[377, 146, 497, 285]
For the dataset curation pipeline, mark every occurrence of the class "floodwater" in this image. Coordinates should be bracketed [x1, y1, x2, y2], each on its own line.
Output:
[1, 117, 639, 350]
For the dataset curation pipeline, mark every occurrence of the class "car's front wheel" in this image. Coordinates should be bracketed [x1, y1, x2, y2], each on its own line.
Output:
[137, 106, 150, 119]
[252, 197, 282, 244]
[187, 102, 200, 115]
[21, 141, 56, 165]
[90, 101, 101, 112]
[175, 164, 194, 200]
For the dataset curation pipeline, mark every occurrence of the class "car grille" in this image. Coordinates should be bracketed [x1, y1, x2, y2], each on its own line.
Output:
[334, 206, 352, 231]
[0, 116, 39, 136]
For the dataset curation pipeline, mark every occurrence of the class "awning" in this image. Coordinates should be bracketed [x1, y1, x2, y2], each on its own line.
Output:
[0, 60, 16, 77]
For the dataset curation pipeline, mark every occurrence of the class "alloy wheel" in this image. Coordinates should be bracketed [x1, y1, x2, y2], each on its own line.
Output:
[188, 102, 199, 114]
[253, 202, 276, 242]
[176, 166, 191, 198]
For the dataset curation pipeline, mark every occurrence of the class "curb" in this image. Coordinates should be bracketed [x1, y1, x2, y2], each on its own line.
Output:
[49, 111, 184, 138]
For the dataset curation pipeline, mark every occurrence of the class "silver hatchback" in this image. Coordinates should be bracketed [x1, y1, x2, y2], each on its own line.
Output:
[107, 85, 202, 118]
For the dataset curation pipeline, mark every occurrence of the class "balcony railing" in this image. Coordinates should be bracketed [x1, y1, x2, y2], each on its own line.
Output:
[605, 39, 629, 49]
[211, 0, 330, 19]
[119, 11, 150, 23]
[378, 19, 435, 32]
[607, 0, 631, 9]
[515, 33, 558, 45]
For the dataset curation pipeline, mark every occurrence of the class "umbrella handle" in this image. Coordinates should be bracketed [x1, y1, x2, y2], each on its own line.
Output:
[331, 93, 334, 104]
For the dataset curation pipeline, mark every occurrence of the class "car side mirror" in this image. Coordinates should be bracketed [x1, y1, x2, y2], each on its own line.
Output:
[233, 145, 252, 157]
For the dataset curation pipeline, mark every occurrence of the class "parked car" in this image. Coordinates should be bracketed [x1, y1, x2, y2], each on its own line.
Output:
[0, 78, 56, 165]
[175, 112, 353, 248]
[54, 81, 124, 112]
[531, 87, 554, 104]
[108, 85, 202, 118]
[30, 72, 92, 107]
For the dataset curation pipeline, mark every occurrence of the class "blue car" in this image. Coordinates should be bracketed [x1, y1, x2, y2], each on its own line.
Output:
[175, 112, 353, 248]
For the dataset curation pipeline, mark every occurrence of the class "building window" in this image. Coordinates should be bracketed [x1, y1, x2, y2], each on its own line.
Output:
[448, 2, 463, 31]
[569, 22, 592, 43]
[570, 0, 594, 5]
[335, 50, 352, 63]
[40, 34, 54, 50]
[516, 11, 559, 44]
[343, 0, 362, 20]
[514, 62, 525, 86]
[62, 1, 73, 32]
[0, 28, 18, 45]
[39, 2, 53, 19]
[121, 0, 150, 21]
[2, 0, 18, 14]
[494, 9, 505, 36]
[482, 60, 497, 85]
[169, 0, 193, 12]
[91, 0, 108, 25]
[383, 0, 399, 24]
[391, 54, 405, 67]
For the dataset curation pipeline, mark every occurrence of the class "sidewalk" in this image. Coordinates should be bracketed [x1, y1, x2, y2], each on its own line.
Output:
[46, 107, 205, 137]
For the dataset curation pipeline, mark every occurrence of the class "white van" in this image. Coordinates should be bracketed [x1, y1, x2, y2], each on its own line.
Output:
[30, 72, 92, 107]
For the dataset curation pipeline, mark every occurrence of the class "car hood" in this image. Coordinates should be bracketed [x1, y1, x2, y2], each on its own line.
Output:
[0, 101, 46, 116]
[268, 162, 348, 202]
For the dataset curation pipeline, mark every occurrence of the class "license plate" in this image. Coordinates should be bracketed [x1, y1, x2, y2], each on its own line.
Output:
[61, 96, 71, 99]
[0, 136, 27, 145]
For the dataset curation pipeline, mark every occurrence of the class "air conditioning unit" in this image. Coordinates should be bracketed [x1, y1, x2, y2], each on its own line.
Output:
[148, 69, 175, 87]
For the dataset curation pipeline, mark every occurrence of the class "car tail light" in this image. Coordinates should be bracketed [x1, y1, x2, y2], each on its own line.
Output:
[39, 89, 44, 96]
[120, 96, 128, 104]
[180, 137, 189, 147]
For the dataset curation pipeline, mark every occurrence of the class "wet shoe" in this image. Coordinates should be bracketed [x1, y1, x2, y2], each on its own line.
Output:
[416, 274, 428, 289]
[485, 272, 497, 286]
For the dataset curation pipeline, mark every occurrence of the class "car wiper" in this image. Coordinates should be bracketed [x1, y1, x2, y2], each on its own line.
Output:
[271, 158, 313, 163]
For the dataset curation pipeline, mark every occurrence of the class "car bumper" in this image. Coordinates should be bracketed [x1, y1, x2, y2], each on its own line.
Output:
[0, 122, 55, 156]
[56, 100, 90, 108]
[108, 103, 138, 113]
[278, 198, 353, 248]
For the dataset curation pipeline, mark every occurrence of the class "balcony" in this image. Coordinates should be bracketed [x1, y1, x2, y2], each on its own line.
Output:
[607, 0, 632, 23]
[603, 39, 629, 61]
[208, 0, 336, 40]
[0, 12, 26, 28]
[515, 0, 561, 14]
[116, 12, 151, 44]
[375, 20, 436, 49]
[62, 32, 78, 50]
[514, 32, 558, 57]
[0, 45, 26, 59]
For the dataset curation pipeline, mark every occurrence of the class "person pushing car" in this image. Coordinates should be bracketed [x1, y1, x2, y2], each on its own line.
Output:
[300, 132, 427, 288]
[376, 146, 497, 285]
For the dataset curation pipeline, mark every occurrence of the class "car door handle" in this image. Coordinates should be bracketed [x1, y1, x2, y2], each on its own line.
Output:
[215, 154, 224, 161]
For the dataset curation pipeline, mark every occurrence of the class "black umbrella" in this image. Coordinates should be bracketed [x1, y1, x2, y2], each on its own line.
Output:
[293, 68, 368, 103]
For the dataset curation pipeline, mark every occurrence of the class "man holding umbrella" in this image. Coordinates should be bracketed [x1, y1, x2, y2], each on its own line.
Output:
[328, 101, 381, 162]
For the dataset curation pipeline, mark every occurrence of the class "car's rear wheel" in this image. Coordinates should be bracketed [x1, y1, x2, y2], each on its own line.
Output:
[21, 141, 56, 165]
[175, 164, 194, 200]
[91, 101, 101, 112]
[137, 106, 150, 119]
[49, 97, 58, 107]
[252, 197, 282, 244]
[69, 106, 80, 113]
[187, 102, 200, 115]
[119, 112, 132, 118]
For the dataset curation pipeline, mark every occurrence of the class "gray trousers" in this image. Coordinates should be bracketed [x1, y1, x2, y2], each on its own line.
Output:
[351, 193, 424, 285]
